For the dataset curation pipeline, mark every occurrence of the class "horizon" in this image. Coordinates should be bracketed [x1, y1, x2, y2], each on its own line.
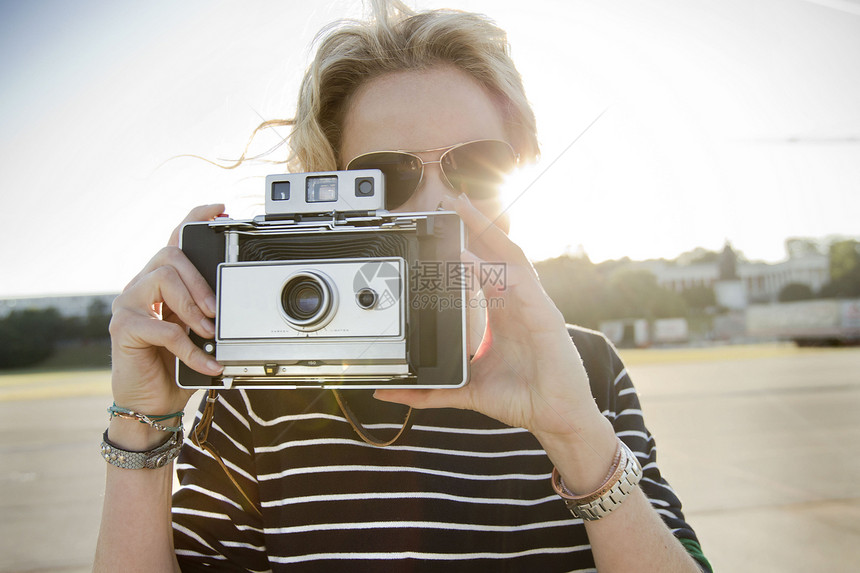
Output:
[2, 230, 854, 300]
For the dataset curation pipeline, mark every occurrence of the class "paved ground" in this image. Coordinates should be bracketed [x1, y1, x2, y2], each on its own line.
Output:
[1, 345, 859, 572]
[628, 346, 860, 572]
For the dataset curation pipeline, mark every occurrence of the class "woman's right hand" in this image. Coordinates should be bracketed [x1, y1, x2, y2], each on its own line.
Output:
[108, 204, 226, 420]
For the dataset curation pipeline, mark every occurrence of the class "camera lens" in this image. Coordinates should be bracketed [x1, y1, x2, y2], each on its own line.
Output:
[290, 283, 323, 318]
[281, 273, 333, 329]
[356, 288, 378, 309]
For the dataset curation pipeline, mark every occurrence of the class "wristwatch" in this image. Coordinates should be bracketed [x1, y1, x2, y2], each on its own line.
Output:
[551, 439, 643, 521]
[100, 428, 184, 469]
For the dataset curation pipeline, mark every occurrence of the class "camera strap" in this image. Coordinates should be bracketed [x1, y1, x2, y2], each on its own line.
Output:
[332, 389, 414, 447]
[192, 390, 263, 519]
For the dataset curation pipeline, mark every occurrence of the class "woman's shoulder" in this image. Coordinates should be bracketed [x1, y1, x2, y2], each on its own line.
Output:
[566, 323, 620, 370]
[565, 324, 628, 403]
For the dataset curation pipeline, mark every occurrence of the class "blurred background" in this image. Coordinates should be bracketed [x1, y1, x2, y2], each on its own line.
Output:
[0, 1, 858, 572]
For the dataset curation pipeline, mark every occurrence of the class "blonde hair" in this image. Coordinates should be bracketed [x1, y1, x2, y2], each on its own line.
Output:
[240, 0, 539, 172]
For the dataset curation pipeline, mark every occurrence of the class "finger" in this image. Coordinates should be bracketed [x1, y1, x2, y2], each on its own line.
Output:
[124, 246, 216, 317]
[461, 248, 543, 305]
[441, 194, 528, 265]
[121, 263, 216, 340]
[150, 264, 216, 339]
[461, 248, 565, 333]
[167, 203, 225, 247]
[112, 308, 222, 376]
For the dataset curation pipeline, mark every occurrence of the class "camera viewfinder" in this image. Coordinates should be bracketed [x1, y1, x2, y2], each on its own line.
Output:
[272, 181, 290, 201]
[306, 176, 338, 202]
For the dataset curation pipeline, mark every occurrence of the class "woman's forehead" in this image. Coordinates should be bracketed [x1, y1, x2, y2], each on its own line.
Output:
[341, 65, 507, 162]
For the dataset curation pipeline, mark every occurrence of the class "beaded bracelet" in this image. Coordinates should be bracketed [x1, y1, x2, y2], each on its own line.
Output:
[108, 403, 184, 433]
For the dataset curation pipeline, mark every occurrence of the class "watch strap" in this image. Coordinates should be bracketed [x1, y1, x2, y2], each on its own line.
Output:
[552, 439, 643, 521]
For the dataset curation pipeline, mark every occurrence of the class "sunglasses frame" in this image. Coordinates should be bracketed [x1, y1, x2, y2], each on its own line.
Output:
[345, 139, 519, 205]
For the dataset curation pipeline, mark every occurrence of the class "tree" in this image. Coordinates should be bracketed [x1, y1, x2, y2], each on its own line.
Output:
[820, 239, 860, 298]
[84, 298, 112, 341]
[829, 239, 860, 280]
[0, 308, 65, 369]
[785, 238, 824, 259]
[535, 255, 604, 328]
[688, 250, 721, 265]
[779, 282, 814, 302]
[681, 284, 717, 310]
[603, 269, 687, 320]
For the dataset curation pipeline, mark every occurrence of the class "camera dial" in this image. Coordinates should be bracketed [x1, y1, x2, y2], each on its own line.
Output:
[280, 271, 336, 331]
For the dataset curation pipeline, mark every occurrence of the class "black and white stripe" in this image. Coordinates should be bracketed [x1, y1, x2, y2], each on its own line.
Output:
[172, 326, 704, 572]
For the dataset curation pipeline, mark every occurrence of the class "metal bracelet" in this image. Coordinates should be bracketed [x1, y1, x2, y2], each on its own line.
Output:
[100, 427, 184, 470]
[551, 439, 643, 521]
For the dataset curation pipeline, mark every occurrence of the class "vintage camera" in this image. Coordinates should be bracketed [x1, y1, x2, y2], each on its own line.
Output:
[176, 170, 469, 390]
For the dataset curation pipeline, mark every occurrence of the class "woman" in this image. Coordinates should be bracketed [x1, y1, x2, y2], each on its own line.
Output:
[95, 2, 710, 571]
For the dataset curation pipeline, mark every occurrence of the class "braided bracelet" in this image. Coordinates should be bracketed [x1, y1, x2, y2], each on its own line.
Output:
[107, 403, 184, 433]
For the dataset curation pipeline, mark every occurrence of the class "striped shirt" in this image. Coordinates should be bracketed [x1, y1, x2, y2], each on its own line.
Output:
[172, 326, 709, 571]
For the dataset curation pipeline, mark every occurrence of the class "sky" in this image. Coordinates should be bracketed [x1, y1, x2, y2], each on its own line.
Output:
[1, 0, 858, 298]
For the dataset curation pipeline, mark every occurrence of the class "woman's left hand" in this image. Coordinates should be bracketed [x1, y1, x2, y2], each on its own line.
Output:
[374, 193, 609, 445]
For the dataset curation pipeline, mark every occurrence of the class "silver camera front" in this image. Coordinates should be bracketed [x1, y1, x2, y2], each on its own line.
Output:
[217, 258, 404, 340]
[214, 258, 410, 384]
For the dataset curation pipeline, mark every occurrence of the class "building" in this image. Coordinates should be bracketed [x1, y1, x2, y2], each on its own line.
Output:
[739, 256, 829, 303]
[629, 242, 830, 307]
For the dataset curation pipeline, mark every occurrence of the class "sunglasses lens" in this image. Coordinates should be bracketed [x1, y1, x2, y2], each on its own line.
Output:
[442, 140, 516, 200]
[346, 152, 422, 210]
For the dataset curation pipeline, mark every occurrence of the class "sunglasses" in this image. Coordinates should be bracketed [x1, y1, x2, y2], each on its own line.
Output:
[345, 139, 518, 210]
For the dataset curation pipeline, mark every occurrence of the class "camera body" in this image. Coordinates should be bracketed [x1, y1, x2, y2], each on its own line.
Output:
[176, 170, 469, 390]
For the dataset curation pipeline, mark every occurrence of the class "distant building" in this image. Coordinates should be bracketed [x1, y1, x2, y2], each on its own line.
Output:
[629, 242, 829, 307]
[0, 293, 117, 319]
[739, 255, 829, 303]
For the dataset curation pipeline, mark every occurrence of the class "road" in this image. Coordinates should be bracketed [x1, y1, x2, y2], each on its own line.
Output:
[1, 345, 859, 572]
